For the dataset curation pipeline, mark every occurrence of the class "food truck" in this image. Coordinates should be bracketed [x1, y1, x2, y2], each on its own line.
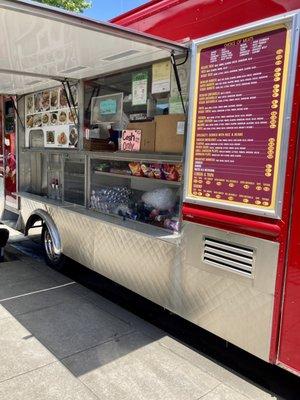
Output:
[0, 0, 299, 376]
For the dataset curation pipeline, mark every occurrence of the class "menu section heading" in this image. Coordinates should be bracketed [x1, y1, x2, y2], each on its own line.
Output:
[189, 27, 288, 211]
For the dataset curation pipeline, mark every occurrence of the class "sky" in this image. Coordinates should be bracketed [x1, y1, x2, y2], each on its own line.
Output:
[83, 0, 149, 21]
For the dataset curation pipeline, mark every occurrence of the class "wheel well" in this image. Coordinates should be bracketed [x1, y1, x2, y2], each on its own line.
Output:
[24, 214, 43, 235]
[25, 209, 62, 256]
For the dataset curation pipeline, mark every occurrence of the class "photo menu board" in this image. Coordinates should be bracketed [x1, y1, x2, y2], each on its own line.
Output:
[187, 26, 290, 214]
[25, 85, 79, 148]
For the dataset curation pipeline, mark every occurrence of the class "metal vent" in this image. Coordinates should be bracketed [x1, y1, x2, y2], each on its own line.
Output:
[26, 80, 43, 86]
[203, 237, 254, 275]
[60, 65, 88, 74]
[103, 50, 140, 61]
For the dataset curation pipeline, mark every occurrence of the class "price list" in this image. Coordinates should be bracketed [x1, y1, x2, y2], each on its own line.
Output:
[190, 27, 288, 209]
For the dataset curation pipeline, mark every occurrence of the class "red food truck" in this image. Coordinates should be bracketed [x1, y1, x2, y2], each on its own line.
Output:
[112, 0, 300, 376]
[0, 0, 299, 376]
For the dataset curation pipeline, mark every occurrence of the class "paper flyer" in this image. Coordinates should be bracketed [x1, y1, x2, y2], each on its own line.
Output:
[132, 71, 148, 105]
[152, 61, 171, 94]
[170, 62, 189, 98]
[169, 96, 187, 114]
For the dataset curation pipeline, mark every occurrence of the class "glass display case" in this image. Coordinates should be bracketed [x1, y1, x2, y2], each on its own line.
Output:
[63, 154, 85, 205]
[20, 151, 48, 197]
[48, 154, 62, 201]
[89, 155, 182, 232]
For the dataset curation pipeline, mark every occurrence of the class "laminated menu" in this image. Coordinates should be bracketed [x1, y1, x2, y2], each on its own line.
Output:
[188, 26, 290, 212]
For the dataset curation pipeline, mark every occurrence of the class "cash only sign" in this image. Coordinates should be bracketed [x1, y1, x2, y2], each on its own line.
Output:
[187, 24, 291, 214]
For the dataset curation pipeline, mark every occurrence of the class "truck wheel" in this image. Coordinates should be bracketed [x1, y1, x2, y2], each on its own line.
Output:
[42, 225, 65, 270]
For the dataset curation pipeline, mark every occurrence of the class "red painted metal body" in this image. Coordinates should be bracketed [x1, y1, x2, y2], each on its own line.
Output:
[276, 49, 300, 373]
[113, 0, 300, 374]
[112, 0, 300, 41]
[182, 204, 282, 240]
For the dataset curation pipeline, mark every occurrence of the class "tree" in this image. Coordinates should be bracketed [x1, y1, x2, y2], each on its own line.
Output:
[36, 0, 92, 13]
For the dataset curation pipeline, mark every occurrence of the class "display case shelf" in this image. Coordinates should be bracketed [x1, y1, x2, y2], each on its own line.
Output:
[64, 172, 85, 178]
[93, 170, 182, 186]
[65, 188, 84, 194]
[21, 147, 78, 153]
[89, 151, 183, 164]
[21, 148, 183, 164]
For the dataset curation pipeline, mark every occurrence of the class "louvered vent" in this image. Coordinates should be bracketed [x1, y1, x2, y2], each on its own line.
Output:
[103, 50, 140, 61]
[203, 237, 254, 275]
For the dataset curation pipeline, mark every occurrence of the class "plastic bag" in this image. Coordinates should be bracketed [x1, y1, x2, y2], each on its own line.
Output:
[141, 188, 177, 210]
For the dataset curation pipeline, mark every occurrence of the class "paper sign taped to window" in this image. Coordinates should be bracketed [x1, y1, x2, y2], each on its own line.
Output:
[132, 71, 148, 106]
[152, 61, 171, 93]
[177, 121, 185, 135]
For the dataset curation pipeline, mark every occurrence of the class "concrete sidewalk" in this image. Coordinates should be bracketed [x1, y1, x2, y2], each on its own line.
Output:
[0, 231, 279, 399]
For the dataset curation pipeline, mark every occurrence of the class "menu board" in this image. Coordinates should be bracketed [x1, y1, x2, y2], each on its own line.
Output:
[188, 26, 290, 212]
[25, 85, 79, 148]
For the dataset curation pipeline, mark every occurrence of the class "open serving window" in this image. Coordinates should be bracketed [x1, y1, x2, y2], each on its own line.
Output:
[0, 0, 186, 95]
[184, 14, 299, 218]
[1, 0, 188, 234]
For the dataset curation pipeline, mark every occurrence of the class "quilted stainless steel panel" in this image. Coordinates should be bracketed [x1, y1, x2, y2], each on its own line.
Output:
[172, 264, 274, 360]
[93, 223, 179, 308]
[183, 222, 278, 295]
[20, 197, 47, 229]
[50, 207, 97, 268]
[174, 222, 279, 361]
[20, 197, 279, 361]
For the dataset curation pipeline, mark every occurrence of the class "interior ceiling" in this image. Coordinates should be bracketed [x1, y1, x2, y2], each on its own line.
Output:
[0, 0, 186, 95]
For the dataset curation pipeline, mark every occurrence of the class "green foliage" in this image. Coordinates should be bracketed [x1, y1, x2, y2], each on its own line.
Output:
[36, 0, 92, 13]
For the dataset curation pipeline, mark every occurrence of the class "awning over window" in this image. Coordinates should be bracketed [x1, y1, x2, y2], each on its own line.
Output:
[0, 0, 187, 95]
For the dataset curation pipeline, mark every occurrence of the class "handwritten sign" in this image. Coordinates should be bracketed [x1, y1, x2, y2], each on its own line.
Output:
[121, 130, 141, 151]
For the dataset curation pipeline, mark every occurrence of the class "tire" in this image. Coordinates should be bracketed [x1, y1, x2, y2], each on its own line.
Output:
[42, 225, 65, 270]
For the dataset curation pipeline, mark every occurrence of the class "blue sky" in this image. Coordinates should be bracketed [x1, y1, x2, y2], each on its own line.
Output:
[83, 0, 148, 21]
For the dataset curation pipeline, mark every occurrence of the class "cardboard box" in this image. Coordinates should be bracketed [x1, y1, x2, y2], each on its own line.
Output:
[154, 114, 185, 154]
[126, 121, 156, 152]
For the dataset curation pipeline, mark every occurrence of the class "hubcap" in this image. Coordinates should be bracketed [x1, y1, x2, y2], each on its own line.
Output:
[44, 229, 60, 263]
